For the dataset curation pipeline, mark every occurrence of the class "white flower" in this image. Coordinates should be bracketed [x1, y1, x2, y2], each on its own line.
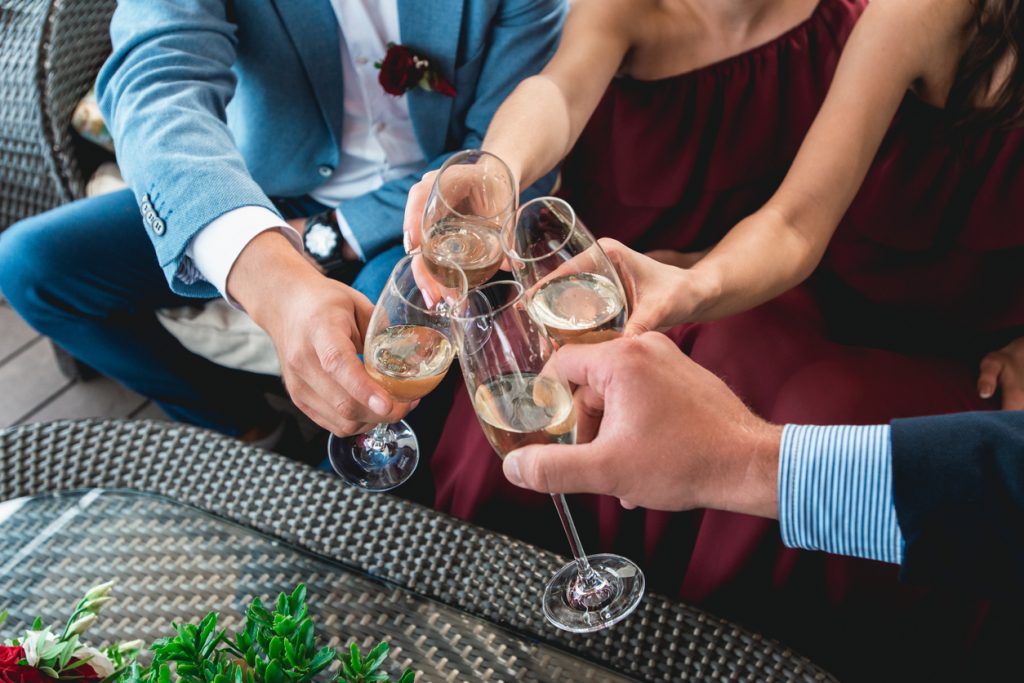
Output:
[118, 639, 145, 653]
[21, 630, 56, 667]
[83, 581, 114, 602]
[66, 614, 96, 636]
[72, 646, 115, 678]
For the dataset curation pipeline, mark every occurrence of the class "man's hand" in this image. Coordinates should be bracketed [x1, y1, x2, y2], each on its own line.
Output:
[228, 231, 411, 436]
[598, 239, 719, 335]
[979, 337, 1024, 410]
[500, 333, 782, 517]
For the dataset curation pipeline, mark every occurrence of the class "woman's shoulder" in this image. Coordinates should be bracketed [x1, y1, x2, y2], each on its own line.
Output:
[564, 0, 666, 45]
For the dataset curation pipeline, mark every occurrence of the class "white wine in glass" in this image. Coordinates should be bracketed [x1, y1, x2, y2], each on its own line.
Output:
[451, 281, 645, 633]
[527, 272, 626, 346]
[473, 372, 576, 455]
[327, 254, 466, 492]
[507, 197, 629, 346]
[422, 150, 517, 288]
[365, 324, 454, 402]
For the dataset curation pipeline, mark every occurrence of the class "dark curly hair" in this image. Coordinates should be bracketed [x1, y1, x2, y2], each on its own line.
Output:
[947, 0, 1024, 131]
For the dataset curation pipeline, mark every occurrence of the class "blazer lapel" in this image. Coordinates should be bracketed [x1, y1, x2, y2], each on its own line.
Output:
[399, 0, 465, 158]
[271, 0, 345, 147]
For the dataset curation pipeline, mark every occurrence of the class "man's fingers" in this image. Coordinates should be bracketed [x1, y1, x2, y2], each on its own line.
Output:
[285, 375, 373, 436]
[551, 344, 615, 396]
[978, 354, 1005, 399]
[573, 385, 605, 444]
[503, 443, 611, 495]
[623, 309, 659, 337]
[349, 290, 376, 340]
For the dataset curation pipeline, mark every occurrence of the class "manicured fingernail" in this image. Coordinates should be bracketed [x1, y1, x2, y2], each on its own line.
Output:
[980, 387, 994, 399]
[403, 232, 413, 253]
[503, 452, 524, 487]
[421, 287, 436, 308]
[369, 395, 390, 415]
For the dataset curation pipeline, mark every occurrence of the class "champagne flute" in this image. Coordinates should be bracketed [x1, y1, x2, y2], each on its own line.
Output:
[506, 196, 628, 346]
[327, 253, 467, 492]
[450, 281, 645, 633]
[421, 149, 517, 289]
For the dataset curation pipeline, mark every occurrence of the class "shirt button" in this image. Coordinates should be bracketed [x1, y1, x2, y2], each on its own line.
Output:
[317, 165, 333, 178]
[373, 122, 386, 134]
[355, 56, 369, 66]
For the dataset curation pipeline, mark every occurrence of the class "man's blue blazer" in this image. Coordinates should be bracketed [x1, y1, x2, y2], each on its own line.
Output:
[96, 0, 566, 297]
[892, 411, 1024, 595]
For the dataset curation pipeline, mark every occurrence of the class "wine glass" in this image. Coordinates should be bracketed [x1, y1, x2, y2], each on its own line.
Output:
[506, 196, 628, 346]
[421, 149, 517, 289]
[450, 281, 645, 633]
[327, 253, 467, 492]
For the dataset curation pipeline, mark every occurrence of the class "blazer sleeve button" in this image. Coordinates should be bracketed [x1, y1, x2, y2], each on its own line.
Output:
[317, 165, 334, 178]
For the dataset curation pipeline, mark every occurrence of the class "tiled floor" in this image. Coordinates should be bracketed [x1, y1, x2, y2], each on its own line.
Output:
[0, 296, 167, 429]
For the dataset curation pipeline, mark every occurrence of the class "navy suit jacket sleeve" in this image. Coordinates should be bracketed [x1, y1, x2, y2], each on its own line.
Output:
[891, 411, 1024, 595]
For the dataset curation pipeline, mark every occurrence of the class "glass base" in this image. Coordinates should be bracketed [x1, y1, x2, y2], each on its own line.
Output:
[542, 554, 645, 633]
[327, 421, 419, 492]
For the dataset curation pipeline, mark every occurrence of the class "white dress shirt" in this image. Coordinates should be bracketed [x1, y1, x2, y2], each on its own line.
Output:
[186, 0, 426, 304]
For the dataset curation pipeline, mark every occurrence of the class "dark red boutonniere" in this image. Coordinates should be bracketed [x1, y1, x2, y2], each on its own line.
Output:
[376, 43, 456, 98]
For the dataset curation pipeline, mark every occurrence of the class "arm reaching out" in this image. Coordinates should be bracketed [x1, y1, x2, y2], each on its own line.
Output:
[404, 0, 636, 251]
[682, 0, 974, 321]
[597, 0, 976, 328]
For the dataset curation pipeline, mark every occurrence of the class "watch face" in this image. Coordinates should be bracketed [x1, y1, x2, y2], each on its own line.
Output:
[305, 222, 338, 259]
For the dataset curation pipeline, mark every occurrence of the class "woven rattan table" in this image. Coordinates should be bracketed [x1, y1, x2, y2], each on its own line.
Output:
[0, 419, 838, 682]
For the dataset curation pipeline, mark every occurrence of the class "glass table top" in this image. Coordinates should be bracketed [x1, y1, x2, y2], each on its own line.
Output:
[0, 489, 635, 682]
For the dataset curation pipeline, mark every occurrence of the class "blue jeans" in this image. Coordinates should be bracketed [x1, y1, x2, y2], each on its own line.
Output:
[0, 189, 403, 435]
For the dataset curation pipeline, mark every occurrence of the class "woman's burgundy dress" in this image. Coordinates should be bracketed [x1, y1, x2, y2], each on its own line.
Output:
[428, 1, 1024, 679]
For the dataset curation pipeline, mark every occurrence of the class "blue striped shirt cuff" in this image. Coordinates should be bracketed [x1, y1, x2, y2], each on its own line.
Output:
[779, 424, 904, 564]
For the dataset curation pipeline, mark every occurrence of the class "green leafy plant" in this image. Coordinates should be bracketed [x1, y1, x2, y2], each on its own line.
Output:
[338, 643, 413, 683]
[125, 584, 413, 683]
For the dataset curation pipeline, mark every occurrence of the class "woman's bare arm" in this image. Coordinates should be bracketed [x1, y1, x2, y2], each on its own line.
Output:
[482, 0, 637, 188]
[680, 0, 973, 322]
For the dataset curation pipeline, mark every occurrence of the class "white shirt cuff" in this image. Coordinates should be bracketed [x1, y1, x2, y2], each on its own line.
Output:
[186, 205, 303, 307]
[334, 208, 366, 261]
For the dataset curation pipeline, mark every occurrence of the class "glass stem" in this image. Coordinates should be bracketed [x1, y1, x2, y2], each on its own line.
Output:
[360, 422, 396, 467]
[551, 493, 597, 579]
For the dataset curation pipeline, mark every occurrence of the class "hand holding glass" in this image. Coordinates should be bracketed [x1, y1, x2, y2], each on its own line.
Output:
[421, 149, 517, 289]
[450, 281, 645, 632]
[327, 253, 467, 492]
[506, 197, 628, 346]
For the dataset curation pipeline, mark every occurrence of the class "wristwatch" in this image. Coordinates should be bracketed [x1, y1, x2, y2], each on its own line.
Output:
[303, 209, 347, 271]
[302, 209, 364, 282]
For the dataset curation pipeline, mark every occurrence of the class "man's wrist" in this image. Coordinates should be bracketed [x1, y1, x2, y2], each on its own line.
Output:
[227, 230, 323, 324]
[710, 421, 782, 519]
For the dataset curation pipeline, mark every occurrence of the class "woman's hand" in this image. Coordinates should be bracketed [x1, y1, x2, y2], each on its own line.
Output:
[645, 248, 710, 269]
[598, 238, 718, 335]
[978, 337, 1024, 410]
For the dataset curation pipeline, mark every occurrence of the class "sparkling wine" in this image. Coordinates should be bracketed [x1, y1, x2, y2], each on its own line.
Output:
[527, 272, 626, 345]
[472, 373, 575, 457]
[366, 325, 454, 402]
[424, 217, 504, 288]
